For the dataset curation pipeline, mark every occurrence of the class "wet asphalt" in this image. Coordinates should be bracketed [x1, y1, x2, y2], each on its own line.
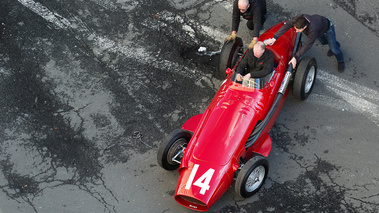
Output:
[0, 0, 378, 212]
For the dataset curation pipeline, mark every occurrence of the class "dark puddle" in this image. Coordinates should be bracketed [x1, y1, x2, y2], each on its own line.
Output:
[180, 46, 220, 68]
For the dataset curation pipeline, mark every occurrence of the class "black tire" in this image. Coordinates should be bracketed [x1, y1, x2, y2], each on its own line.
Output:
[157, 129, 192, 170]
[217, 37, 243, 78]
[293, 56, 317, 100]
[235, 156, 269, 198]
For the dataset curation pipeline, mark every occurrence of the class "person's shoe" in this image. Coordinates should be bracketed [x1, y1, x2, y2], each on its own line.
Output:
[327, 49, 334, 57]
[338, 61, 345, 72]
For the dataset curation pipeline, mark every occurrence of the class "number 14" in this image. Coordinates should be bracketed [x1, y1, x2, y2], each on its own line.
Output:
[185, 164, 215, 195]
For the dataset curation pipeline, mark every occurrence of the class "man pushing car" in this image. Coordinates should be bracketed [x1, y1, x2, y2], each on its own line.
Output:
[264, 14, 345, 72]
[225, 0, 267, 50]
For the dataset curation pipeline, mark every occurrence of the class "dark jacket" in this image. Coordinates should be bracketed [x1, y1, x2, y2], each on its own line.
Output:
[237, 49, 274, 78]
[274, 14, 330, 60]
[232, 0, 267, 37]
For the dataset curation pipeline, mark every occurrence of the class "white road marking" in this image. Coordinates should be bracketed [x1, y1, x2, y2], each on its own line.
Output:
[18, 0, 201, 80]
[201, 25, 229, 43]
[17, 0, 71, 29]
[316, 70, 379, 126]
[144, 10, 229, 43]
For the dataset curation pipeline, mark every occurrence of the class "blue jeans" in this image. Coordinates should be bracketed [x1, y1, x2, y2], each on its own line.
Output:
[318, 23, 344, 62]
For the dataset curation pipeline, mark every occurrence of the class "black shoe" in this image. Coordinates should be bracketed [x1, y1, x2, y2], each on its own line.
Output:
[338, 61, 345, 72]
[327, 49, 334, 57]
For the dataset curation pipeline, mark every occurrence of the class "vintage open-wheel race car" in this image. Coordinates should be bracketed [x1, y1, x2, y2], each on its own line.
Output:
[157, 21, 317, 211]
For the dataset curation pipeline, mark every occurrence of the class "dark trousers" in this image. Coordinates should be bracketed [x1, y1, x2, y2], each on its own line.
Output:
[318, 23, 344, 62]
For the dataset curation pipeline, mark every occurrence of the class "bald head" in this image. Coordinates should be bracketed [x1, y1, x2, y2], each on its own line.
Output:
[238, 0, 250, 13]
[253, 41, 266, 58]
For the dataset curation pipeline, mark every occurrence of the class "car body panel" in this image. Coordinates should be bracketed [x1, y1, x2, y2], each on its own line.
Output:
[182, 113, 203, 133]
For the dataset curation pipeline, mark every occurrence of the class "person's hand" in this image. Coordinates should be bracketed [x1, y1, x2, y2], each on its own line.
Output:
[288, 57, 297, 68]
[225, 32, 237, 43]
[243, 73, 251, 80]
[264, 38, 276, 46]
[236, 73, 243, 81]
[248, 40, 256, 50]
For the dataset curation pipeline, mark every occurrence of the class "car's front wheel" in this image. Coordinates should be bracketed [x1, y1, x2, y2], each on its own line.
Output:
[293, 56, 317, 100]
[235, 156, 269, 198]
[217, 37, 243, 78]
[157, 129, 192, 170]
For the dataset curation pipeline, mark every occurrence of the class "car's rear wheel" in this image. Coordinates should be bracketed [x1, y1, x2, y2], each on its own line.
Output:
[235, 156, 269, 198]
[217, 37, 243, 78]
[293, 56, 317, 100]
[157, 129, 192, 170]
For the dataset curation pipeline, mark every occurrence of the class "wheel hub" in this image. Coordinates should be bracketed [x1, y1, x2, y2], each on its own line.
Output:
[167, 139, 187, 165]
[304, 66, 316, 93]
[245, 165, 266, 192]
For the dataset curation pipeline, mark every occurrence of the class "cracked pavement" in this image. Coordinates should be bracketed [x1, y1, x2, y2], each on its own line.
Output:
[0, 0, 378, 212]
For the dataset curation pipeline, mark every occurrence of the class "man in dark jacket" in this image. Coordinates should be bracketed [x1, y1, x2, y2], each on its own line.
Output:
[225, 0, 267, 49]
[236, 41, 274, 81]
[264, 14, 345, 72]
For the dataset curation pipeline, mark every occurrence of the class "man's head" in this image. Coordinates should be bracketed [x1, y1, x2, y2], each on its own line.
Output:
[294, 16, 308, 33]
[253, 41, 266, 58]
[238, 0, 250, 13]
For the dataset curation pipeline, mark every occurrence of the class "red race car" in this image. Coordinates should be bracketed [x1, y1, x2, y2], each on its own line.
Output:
[157, 22, 317, 211]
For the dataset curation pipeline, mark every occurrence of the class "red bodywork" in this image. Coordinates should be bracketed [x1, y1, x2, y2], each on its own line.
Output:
[174, 22, 297, 211]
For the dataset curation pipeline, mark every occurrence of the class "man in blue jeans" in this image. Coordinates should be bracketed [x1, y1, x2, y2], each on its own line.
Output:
[265, 14, 345, 72]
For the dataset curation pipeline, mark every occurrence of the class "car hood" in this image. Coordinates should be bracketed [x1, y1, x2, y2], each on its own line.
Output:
[191, 86, 267, 166]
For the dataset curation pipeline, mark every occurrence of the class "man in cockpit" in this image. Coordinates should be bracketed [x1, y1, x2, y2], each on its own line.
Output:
[236, 41, 274, 82]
